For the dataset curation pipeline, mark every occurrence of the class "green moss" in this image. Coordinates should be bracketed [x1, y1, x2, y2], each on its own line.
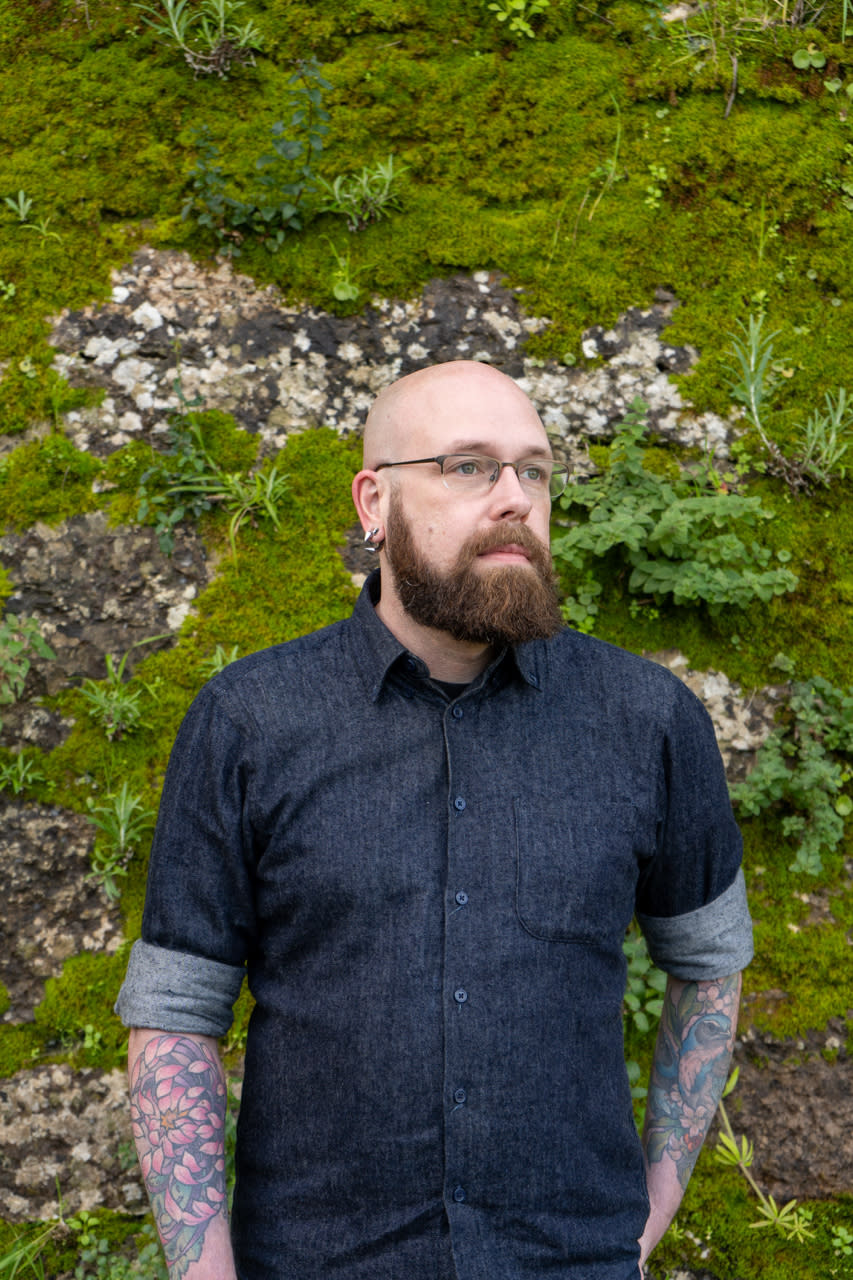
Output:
[654, 1161, 845, 1278]
[0, 433, 103, 529]
[741, 827, 853, 1039]
[30, 949, 131, 1071]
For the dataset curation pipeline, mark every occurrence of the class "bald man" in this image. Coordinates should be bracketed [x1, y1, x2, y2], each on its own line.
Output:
[118, 361, 752, 1280]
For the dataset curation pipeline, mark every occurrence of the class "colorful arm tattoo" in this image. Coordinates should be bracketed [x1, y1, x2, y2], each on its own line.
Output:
[130, 1034, 229, 1276]
[643, 972, 741, 1190]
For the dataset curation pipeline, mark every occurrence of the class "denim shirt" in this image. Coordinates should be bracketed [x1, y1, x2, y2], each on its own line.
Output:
[117, 572, 752, 1280]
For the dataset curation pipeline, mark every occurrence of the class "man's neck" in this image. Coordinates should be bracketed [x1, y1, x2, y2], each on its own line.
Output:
[375, 593, 495, 683]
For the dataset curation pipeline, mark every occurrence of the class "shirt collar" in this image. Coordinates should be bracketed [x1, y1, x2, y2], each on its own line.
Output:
[348, 570, 544, 701]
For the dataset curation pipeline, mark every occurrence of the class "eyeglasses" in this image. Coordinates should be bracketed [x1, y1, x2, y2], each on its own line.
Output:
[374, 453, 570, 499]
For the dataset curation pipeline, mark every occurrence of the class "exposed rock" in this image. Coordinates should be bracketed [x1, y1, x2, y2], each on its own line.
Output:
[0, 512, 211, 708]
[0, 1064, 143, 1221]
[49, 250, 737, 472]
[0, 804, 122, 1024]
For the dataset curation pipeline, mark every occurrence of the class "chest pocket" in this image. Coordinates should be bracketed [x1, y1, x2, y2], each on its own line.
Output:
[514, 794, 640, 944]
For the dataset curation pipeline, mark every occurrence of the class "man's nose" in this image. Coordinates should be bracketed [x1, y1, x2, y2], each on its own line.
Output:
[487, 464, 533, 519]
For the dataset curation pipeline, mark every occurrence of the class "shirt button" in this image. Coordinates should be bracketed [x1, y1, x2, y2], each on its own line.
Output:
[451, 705, 464, 719]
[455, 891, 468, 906]
[453, 796, 466, 812]
[529, 673, 540, 687]
[452, 1186, 466, 1203]
[454, 988, 468, 1004]
[404, 657, 418, 672]
[453, 1087, 467, 1104]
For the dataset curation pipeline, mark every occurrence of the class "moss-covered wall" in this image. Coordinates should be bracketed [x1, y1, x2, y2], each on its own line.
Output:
[1, 0, 852, 1274]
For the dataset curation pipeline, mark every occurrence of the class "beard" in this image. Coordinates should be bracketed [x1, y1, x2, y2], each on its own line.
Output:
[383, 492, 564, 647]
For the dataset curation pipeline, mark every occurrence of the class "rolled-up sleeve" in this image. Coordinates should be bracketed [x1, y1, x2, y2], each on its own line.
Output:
[115, 939, 245, 1037]
[638, 867, 753, 979]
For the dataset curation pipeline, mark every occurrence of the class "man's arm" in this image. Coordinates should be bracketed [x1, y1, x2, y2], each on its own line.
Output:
[638, 971, 742, 1269]
[128, 1028, 238, 1280]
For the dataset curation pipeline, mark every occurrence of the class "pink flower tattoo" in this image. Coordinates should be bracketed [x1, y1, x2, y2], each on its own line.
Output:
[131, 1035, 227, 1274]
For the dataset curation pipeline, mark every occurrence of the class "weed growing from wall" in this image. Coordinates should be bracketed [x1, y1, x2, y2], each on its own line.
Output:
[134, 0, 263, 78]
[726, 315, 853, 492]
[551, 398, 797, 630]
[0, 614, 55, 729]
[731, 673, 853, 874]
[181, 58, 331, 254]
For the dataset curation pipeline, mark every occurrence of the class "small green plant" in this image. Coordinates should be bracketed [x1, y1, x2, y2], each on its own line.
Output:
[4, 189, 32, 221]
[725, 316, 853, 491]
[0, 278, 15, 302]
[134, 0, 262, 77]
[831, 1223, 853, 1256]
[318, 155, 407, 232]
[70, 1217, 168, 1280]
[623, 926, 667, 1035]
[325, 239, 368, 302]
[86, 782, 156, 900]
[80, 651, 146, 741]
[0, 750, 47, 796]
[730, 674, 853, 875]
[167, 461, 290, 562]
[574, 95, 623, 230]
[182, 59, 331, 253]
[797, 388, 853, 484]
[0, 614, 56, 729]
[643, 162, 668, 211]
[715, 1070, 815, 1241]
[824, 77, 853, 98]
[199, 643, 240, 679]
[622, 925, 666, 1101]
[138, 361, 288, 559]
[551, 399, 798, 627]
[3, 190, 61, 241]
[486, 0, 549, 39]
[792, 42, 826, 68]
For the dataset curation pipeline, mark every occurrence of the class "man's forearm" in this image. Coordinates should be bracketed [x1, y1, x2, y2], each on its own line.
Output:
[129, 1028, 237, 1280]
[638, 971, 742, 1265]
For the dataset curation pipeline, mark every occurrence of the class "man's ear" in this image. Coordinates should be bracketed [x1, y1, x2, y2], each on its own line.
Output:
[352, 469, 383, 535]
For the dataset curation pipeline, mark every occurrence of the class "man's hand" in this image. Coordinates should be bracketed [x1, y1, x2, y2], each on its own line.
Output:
[128, 1028, 238, 1280]
[638, 972, 742, 1268]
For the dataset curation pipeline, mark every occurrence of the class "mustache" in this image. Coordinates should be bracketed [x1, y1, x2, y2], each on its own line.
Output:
[463, 523, 551, 564]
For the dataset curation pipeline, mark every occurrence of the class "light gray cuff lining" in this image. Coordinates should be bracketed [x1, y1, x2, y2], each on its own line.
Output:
[638, 868, 754, 980]
[114, 939, 245, 1037]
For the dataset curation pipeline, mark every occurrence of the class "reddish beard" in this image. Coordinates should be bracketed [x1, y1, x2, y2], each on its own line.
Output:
[383, 494, 564, 646]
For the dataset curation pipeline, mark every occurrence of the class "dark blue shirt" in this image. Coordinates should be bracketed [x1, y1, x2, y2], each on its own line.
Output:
[118, 572, 751, 1280]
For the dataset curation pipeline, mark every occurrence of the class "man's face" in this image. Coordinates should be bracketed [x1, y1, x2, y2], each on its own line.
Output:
[383, 487, 563, 646]
[372, 366, 563, 644]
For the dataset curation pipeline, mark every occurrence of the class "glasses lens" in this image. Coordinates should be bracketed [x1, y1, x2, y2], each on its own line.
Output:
[515, 459, 570, 499]
[548, 463, 570, 499]
[440, 455, 495, 491]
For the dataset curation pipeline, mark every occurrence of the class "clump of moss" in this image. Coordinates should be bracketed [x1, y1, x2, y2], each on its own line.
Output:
[0, 433, 102, 529]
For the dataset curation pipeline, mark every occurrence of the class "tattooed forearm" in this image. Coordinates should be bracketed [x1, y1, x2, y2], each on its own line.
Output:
[643, 973, 741, 1191]
[130, 1033, 229, 1276]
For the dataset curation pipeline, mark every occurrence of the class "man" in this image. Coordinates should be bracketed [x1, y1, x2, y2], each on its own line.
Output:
[117, 360, 752, 1280]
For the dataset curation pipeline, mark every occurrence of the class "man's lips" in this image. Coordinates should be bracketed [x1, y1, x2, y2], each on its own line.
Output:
[476, 543, 532, 561]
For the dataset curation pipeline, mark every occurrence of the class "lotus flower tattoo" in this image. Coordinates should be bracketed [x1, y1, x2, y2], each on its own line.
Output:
[130, 1035, 227, 1274]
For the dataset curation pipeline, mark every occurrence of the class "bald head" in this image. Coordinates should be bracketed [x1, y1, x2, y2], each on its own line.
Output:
[362, 361, 547, 469]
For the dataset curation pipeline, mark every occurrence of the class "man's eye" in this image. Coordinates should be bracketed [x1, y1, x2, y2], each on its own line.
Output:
[519, 463, 547, 484]
[450, 457, 487, 477]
